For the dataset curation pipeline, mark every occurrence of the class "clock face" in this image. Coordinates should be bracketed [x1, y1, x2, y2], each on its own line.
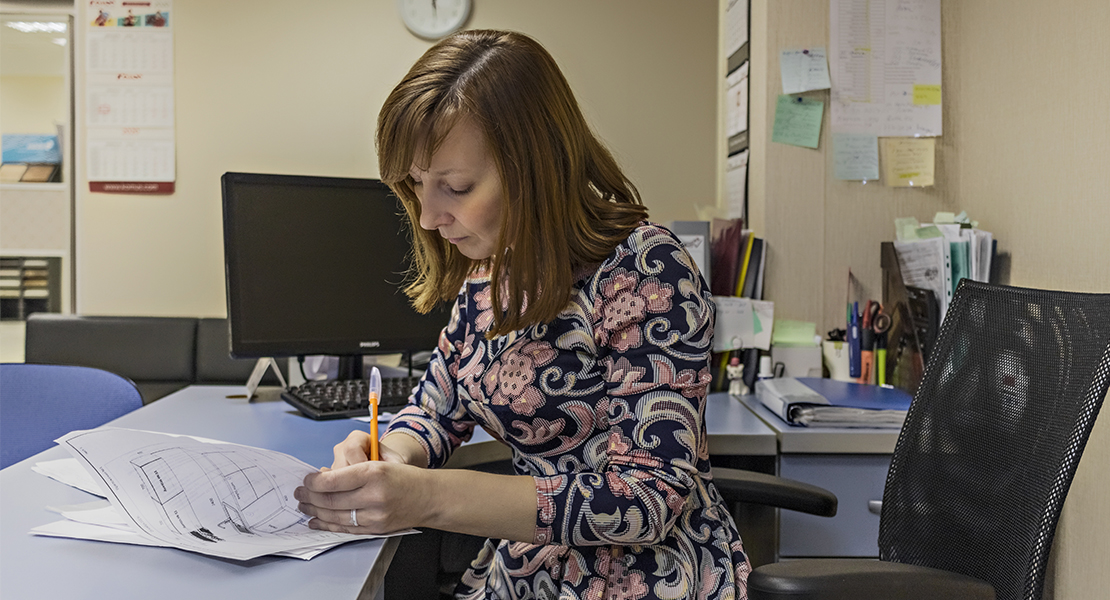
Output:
[397, 0, 472, 40]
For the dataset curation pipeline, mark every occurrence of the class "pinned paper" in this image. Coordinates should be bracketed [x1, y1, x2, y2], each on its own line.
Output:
[833, 133, 879, 181]
[880, 137, 935, 187]
[780, 47, 831, 94]
[712, 296, 774, 352]
[772, 95, 824, 149]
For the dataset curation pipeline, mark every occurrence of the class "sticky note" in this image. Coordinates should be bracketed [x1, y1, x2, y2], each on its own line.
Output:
[881, 137, 935, 187]
[833, 133, 879, 181]
[913, 84, 942, 105]
[772, 95, 824, 149]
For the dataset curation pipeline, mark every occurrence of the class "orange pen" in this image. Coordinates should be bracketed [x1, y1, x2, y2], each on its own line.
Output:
[368, 366, 381, 461]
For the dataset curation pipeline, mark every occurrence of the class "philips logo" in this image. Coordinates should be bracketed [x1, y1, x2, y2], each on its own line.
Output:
[359, 341, 381, 348]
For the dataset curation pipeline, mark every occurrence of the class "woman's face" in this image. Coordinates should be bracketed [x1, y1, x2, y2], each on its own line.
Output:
[410, 118, 503, 260]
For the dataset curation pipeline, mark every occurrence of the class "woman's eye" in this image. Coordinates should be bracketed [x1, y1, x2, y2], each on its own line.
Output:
[448, 185, 473, 196]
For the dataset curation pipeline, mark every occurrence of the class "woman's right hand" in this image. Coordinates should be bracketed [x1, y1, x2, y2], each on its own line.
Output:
[329, 429, 428, 470]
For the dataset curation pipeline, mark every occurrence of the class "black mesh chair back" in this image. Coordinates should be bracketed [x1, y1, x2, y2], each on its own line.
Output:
[879, 280, 1110, 600]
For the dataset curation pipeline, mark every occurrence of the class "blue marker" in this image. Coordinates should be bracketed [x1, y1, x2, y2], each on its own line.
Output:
[848, 302, 861, 378]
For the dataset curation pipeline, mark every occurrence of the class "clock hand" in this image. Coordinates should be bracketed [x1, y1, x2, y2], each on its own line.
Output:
[432, 0, 438, 17]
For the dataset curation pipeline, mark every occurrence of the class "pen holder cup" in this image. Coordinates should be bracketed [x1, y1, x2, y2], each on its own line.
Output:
[822, 340, 853, 382]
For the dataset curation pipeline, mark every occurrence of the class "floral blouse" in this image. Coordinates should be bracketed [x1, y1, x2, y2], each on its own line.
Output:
[385, 223, 751, 600]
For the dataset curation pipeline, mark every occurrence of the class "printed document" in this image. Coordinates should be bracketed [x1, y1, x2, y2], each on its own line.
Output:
[53, 428, 396, 560]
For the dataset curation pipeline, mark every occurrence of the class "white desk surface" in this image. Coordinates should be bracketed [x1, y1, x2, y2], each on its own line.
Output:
[1, 386, 776, 599]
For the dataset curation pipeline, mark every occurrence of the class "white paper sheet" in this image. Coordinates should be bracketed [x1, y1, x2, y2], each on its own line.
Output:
[55, 428, 389, 561]
[33, 457, 106, 497]
[893, 237, 952, 319]
[726, 62, 750, 138]
[725, 0, 749, 58]
[725, 150, 749, 220]
[780, 47, 831, 94]
[830, 0, 942, 136]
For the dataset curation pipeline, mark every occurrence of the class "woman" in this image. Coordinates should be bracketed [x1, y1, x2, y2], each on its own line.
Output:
[295, 29, 751, 599]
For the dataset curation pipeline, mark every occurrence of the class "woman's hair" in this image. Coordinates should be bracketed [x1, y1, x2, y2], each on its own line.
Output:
[377, 29, 648, 337]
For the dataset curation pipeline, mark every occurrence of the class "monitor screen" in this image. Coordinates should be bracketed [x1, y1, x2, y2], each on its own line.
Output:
[221, 172, 449, 360]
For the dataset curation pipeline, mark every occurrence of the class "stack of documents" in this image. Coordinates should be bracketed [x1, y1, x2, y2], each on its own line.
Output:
[755, 377, 912, 428]
[31, 428, 408, 561]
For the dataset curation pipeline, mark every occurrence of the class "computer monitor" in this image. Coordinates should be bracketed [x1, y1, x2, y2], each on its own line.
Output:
[221, 172, 449, 379]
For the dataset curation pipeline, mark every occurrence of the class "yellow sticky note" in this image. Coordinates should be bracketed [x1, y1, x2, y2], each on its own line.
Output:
[913, 84, 942, 105]
[881, 137, 935, 187]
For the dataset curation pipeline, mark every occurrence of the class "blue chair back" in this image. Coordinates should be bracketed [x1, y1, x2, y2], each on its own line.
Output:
[0, 363, 143, 469]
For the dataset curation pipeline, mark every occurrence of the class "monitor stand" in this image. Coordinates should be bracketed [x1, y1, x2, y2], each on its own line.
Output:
[333, 352, 417, 380]
[244, 357, 288, 399]
[335, 355, 363, 381]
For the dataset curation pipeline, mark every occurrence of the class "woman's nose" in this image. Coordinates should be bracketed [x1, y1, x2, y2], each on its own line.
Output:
[417, 191, 451, 231]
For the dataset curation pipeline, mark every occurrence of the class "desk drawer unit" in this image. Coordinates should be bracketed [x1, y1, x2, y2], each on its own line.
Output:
[778, 453, 891, 558]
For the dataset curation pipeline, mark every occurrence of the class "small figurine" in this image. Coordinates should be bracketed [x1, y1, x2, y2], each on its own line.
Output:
[726, 356, 749, 396]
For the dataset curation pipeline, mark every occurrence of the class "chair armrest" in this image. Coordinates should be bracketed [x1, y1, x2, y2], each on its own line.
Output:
[748, 558, 995, 600]
[711, 466, 837, 517]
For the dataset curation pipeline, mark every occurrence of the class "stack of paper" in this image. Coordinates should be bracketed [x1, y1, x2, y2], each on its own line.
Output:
[893, 212, 995, 322]
[755, 377, 912, 428]
[32, 428, 410, 561]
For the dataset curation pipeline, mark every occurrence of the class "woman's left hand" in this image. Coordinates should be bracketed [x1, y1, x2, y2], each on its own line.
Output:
[294, 460, 431, 535]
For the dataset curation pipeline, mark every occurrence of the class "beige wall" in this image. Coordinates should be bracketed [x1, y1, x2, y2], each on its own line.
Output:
[0, 75, 66, 133]
[750, 0, 1110, 334]
[748, 2, 1109, 598]
[72, 0, 718, 317]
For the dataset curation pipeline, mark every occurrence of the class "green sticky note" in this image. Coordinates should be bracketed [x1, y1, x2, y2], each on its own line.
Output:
[752, 311, 763, 335]
[895, 217, 920, 241]
[772, 319, 818, 347]
[913, 84, 942, 105]
[915, 225, 944, 239]
[772, 95, 824, 149]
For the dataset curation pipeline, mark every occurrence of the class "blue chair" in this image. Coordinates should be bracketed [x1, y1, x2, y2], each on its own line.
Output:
[0, 363, 143, 469]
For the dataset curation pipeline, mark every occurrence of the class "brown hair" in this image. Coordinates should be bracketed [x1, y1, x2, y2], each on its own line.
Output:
[377, 29, 648, 337]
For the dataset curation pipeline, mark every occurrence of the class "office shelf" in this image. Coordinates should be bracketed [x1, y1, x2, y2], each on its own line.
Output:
[0, 256, 61, 321]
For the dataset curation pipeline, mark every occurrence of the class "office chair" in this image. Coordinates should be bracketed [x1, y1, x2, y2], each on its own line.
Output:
[748, 280, 1110, 600]
[0, 363, 143, 469]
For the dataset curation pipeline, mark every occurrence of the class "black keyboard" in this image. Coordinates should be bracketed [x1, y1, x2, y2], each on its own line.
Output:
[281, 376, 420, 420]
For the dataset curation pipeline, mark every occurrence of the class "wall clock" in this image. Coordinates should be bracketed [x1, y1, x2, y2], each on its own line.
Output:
[396, 0, 472, 40]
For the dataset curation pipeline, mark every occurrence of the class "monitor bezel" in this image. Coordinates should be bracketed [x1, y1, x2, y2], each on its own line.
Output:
[221, 171, 446, 359]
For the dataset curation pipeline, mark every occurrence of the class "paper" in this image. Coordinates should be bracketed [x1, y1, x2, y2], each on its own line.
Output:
[54, 428, 395, 561]
[726, 62, 750, 140]
[881, 137, 935, 187]
[772, 95, 824, 149]
[725, 0, 749, 58]
[780, 47, 831, 94]
[32, 458, 106, 496]
[893, 237, 951, 319]
[85, 0, 176, 193]
[832, 133, 879, 181]
[830, 0, 943, 137]
[725, 150, 749, 220]
[712, 297, 773, 352]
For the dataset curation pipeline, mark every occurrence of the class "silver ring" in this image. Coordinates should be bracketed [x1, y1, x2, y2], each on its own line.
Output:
[349, 508, 359, 527]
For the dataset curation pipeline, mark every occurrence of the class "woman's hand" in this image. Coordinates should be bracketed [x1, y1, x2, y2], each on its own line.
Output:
[328, 430, 408, 470]
[295, 452, 430, 535]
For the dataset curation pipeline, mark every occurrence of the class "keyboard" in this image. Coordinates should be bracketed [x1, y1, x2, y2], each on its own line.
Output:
[281, 376, 421, 420]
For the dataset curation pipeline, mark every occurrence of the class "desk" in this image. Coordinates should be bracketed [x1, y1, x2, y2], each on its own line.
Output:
[0, 386, 396, 600]
[739, 393, 899, 558]
[1, 387, 775, 599]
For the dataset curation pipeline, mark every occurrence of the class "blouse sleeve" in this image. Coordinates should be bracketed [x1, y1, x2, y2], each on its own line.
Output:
[383, 289, 478, 469]
[533, 227, 716, 547]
